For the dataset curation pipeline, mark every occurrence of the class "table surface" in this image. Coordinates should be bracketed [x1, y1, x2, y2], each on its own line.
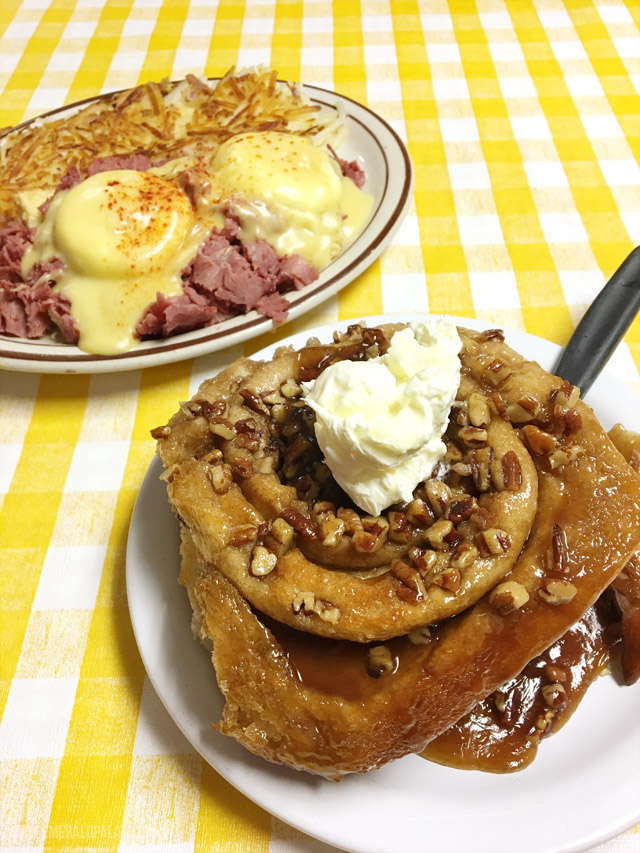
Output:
[1, 1, 639, 851]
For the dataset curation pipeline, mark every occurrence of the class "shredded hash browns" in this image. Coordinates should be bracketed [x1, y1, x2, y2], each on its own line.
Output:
[0, 67, 346, 220]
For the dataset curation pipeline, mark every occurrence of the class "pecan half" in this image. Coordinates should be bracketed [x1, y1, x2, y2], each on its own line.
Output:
[280, 507, 319, 539]
[521, 424, 557, 456]
[239, 388, 269, 415]
[551, 523, 569, 573]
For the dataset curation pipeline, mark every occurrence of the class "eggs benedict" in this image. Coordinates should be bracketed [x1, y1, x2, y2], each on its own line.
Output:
[19, 134, 372, 355]
[212, 132, 372, 269]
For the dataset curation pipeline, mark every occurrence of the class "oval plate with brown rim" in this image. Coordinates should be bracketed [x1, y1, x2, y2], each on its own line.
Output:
[0, 84, 413, 374]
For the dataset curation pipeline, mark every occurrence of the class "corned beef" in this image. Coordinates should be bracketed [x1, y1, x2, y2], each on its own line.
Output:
[338, 157, 366, 189]
[0, 220, 78, 341]
[1, 149, 328, 346]
[87, 154, 151, 176]
[255, 291, 290, 323]
[0, 220, 33, 282]
[136, 290, 221, 338]
[328, 144, 367, 189]
[137, 232, 319, 338]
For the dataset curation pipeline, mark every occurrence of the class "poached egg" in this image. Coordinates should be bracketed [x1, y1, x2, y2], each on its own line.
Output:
[21, 132, 372, 355]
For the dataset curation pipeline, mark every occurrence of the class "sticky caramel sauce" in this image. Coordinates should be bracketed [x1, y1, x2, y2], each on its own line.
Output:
[422, 596, 620, 772]
[263, 594, 620, 772]
[263, 614, 420, 702]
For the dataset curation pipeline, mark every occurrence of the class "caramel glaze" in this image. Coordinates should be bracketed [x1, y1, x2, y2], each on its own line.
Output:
[263, 593, 620, 772]
[422, 594, 619, 772]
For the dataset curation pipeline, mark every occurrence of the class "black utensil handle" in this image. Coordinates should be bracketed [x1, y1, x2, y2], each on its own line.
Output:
[554, 246, 640, 395]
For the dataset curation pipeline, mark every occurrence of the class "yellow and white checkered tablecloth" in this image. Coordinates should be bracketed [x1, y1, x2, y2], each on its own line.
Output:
[1, 1, 639, 850]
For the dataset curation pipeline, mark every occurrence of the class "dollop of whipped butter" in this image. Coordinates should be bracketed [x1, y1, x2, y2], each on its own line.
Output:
[302, 322, 462, 517]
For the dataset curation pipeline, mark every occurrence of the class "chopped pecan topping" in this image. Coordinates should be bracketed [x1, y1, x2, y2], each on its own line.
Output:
[433, 567, 461, 592]
[476, 527, 511, 556]
[250, 545, 278, 577]
[470, 446, 493, 492]
[292, 590, 341, 623]
[538, 578, 577, 604]
[549, 445, 585, 469]
[320, 515, 346, 547]
[409, 547, 438, 576]
[551, 381, 580, 409]
[450, 541, 478, 569]
[563, 408, 583, 434]
[292, 590, 315, 614]
[337, 507, 363, 533]
[280, 378, 302, 398]
[209, 418, 236, 440]
[451, 462, 472, 477]
[391, 559, 425, 603]
[425, 518, 455, 551]
[423, 481, 452, 516]
[283, 435, 313, 467]
[458, 426, 488, 447]
[551, 523, 569, 573]
[262, 389, 286, 405]
[362, 326, 389, 352]
[239, 388, 269, 415]
[150, 424, 171, 439]
[406, 497, 436, 526]
[480, 328, 505, 341]
[471, 505, 496, 530]
[271, 403, 287, 423]
[408, 625, 432, 645]
[208, 463, 233, 494]
[229, 524, 258, 546]
[521, 424, 557, 455]
[544, 664, 568, 683]
[280, 507, 319, 539]
[489, 580, 529, 613]
[312, 500, 336, 523]
[201, 448, 223, 465]
[506, 394, 541, 424]
[268, 517, 295, 555]
[485, 358, 513, 386]
[368, 645, 395, 677]
[468, 393, 491, 427]
[541, 682, 568, 710]
[445, 496, 476, 524]
[316, 601, 341, 623]
[445, 442, 464, 463]
[388, 510, 412, 544]
[490, 392, 509, 420]
[351, 527, 386, 553]
[535, 708, 555, 734]
[232, 452, 253, 479]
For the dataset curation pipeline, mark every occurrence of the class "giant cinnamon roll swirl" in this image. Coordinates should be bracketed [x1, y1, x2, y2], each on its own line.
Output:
[153, 323, 640, 779]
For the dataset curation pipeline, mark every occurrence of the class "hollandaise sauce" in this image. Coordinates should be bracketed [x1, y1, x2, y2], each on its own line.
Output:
[21, 132, 373, 356]
[212, 132, 373, 269]
[22, 169, 213, 355]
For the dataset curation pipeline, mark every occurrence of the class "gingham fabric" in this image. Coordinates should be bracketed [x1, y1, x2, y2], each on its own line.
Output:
[1, 1, 639, 850]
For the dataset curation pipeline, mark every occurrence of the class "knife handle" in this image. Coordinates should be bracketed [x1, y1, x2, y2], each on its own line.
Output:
[553, 246, 640, 396]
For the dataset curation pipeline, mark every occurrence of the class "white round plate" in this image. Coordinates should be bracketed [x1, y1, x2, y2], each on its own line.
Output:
[126, 314, 640, 853]
[0, 87, 413, 374]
